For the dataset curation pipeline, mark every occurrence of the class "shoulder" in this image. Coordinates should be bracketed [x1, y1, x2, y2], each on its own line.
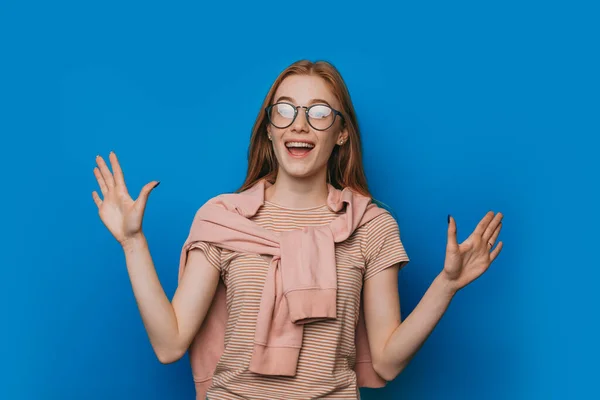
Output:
[200, 191, 236, 207]
[188, 193, 224, 221]
[355, 200, 404, 252]
[197, 188, 263, 218]
[191, 190, 248, 217]
[370, 198, 398, 220]
[358, 200, 401, 236]
[360, 201, 411, 276]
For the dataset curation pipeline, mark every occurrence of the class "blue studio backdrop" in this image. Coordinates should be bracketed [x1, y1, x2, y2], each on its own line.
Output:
[1, 1, 598, 399]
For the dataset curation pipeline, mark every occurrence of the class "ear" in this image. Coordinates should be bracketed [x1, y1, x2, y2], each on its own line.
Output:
[337, 127, 349, 145]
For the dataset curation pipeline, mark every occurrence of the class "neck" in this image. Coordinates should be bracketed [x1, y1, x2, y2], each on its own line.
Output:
[265, 170, 329, 209]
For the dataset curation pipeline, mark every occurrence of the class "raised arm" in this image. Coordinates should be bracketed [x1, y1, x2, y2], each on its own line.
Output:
[121, 236, 219, 363]
[363, 265, 454, 381]
[363, 212, 504, 381]
[92, 152, 219, 363]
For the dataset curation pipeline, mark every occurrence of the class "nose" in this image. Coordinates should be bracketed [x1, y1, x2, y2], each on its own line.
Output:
[291, 107, 310, 134]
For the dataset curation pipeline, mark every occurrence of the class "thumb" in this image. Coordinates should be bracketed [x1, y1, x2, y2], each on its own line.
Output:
[135, 181, 160, 211]
[447, 214, 458, 249]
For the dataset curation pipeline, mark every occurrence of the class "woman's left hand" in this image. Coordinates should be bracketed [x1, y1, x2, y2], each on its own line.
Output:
[442, 211, 504, 293]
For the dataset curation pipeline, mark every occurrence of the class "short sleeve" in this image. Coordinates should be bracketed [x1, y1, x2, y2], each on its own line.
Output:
[362, 211, 410, 281]
[187, 241, 222, 272]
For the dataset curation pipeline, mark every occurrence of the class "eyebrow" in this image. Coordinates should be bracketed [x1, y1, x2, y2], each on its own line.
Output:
[274, 96, 332, 107]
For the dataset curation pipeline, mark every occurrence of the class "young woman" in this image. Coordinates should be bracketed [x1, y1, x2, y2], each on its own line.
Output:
[92, 60, 504, 400]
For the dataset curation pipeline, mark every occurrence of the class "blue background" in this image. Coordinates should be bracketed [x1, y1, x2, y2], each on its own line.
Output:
[1, 0, 598, 399]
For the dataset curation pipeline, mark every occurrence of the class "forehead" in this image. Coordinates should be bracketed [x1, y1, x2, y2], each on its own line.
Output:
[273, 74, 338, 106]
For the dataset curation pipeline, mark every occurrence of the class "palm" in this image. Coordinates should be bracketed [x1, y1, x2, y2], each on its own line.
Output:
[443, 212, 504, 291]
[98, 188, 137, 241]
[92, 152, 159, 245]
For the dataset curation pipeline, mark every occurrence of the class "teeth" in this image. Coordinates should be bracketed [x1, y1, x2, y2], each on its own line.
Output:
[286, 142, 315, 148]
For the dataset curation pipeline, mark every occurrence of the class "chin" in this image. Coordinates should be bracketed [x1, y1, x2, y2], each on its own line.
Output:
[278, 164, 326, 181]
[282, 169, 314, 179]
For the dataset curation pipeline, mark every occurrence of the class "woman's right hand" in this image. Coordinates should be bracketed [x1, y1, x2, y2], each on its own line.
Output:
[92, 152, 160, 246]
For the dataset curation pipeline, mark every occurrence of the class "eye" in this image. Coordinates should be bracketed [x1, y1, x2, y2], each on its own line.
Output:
[308, 105, 332, 119]
[275, 103, 295, 118]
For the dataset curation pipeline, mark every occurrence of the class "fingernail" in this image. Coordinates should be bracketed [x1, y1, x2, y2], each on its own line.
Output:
[155, 181, 161, 188]
[447, 214, 451, 224]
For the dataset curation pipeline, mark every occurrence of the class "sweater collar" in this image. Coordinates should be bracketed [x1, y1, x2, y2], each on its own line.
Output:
[238, 178, 355, 217]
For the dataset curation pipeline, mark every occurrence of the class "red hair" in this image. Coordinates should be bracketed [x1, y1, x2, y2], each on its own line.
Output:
[237, 60, 371, 197]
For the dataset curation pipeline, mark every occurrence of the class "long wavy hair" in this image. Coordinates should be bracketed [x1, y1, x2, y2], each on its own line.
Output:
[237, 59, 371, 198]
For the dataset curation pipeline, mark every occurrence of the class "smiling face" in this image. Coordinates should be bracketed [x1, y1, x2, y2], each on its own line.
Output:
[266, 74, 348, 182]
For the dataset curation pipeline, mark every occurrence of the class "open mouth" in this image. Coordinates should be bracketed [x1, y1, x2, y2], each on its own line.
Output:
[285, 141, 315, 158]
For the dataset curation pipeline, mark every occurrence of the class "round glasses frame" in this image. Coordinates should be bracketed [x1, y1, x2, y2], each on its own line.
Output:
[265, 102, 344, 131]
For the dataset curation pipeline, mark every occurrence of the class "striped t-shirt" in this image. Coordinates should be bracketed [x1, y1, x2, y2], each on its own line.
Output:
[190, 200, 410, 399]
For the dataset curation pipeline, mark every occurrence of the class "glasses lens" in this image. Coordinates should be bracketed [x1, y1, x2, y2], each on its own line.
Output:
[269, 103, 295, 128]
[308, 105, 334, 130]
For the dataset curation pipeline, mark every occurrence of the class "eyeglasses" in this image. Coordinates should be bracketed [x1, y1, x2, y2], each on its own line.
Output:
[265, 102, 344, 131]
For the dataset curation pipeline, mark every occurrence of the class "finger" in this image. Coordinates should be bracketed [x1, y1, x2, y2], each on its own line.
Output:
[93, 167, 108, 195]
[487, 222, 503, 247]
[92, 191, 103, 207]
[96, 155, 115, 188]
[447, 214, 458, 249]
[474, 211, 495, 237]
[490, 241, 503, 263]
[109, 151, 127, 190]
[134, 180, 160, 212]
[483, 212, 503, 241]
